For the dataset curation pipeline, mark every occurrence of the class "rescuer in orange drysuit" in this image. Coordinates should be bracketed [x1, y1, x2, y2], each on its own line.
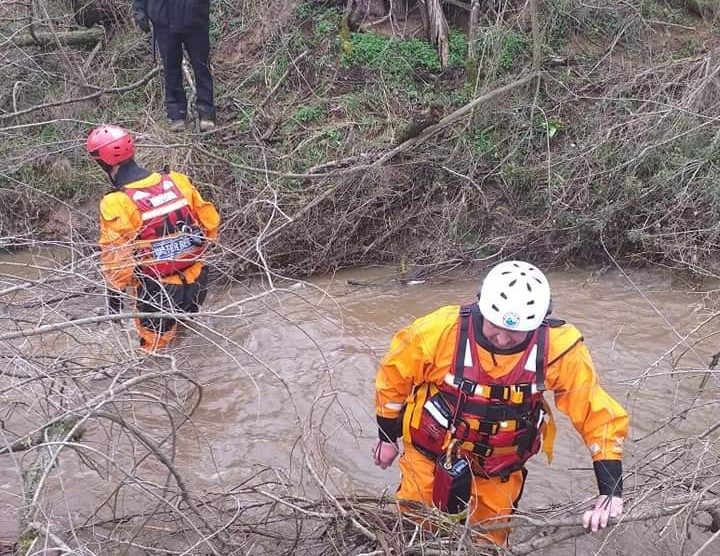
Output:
[373, 260, 629, 545]
[86, 124, 220, 350]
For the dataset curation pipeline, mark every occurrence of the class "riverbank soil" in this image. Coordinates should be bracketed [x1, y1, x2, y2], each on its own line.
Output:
[0, 0, 718, 280]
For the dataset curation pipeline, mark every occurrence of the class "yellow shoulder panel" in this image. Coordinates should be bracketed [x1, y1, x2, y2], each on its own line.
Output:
[547, 323, 584, 364]
[168, 171, 194, 196]
[99, 191, 135, 223]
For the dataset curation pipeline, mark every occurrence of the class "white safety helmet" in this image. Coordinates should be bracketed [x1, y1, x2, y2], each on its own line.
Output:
[478, 261, 551, 331]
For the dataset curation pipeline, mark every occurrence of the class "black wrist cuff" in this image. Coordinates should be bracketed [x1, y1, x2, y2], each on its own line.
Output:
[593, 460, 623, 497]
[377, 416, 401, 442]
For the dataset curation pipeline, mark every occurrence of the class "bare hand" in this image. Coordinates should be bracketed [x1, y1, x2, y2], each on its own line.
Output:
[373, 440, 399, 469]
[582, 495, 623, 532]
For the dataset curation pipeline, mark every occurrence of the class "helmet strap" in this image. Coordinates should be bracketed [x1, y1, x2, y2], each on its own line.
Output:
[95, 159, 113, 175]
[94, 159, 123, 188]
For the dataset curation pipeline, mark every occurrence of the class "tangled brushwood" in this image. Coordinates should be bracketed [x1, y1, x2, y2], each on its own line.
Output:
[0, 245, 719, 555]
[0, 0, 718, 280]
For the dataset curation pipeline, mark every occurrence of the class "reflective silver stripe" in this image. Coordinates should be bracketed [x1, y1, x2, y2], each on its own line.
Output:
[132, 190, 150, 200]
[463, 339, 472, 367]
[140, 198, 189, 221]
[524, 344, 538, 372]
[383, 402, 404, 411]
[423, 399, 449, 428]
[444, 373, 461, 390]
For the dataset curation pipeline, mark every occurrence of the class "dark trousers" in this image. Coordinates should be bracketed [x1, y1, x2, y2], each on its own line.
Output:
[153, 25, 215, 121]
[135, 266, 209, 346]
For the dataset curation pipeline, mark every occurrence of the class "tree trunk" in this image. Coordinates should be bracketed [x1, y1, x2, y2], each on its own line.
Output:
[418, 0, 449, 67]
[468, 0, 481, 62]
[344, 0, 389, 29]
[11, 27, 104, 48]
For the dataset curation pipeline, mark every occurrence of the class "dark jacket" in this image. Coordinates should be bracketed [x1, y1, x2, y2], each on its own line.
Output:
[112, 160, 151, 188]
[133, 0, 210, 33]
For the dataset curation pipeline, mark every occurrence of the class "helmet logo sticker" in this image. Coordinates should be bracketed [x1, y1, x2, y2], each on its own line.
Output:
[503, 312, 520, 328]
[479, 260, 551, 331]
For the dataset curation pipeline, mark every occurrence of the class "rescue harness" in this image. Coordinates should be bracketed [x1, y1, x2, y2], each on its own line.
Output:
[122, 174, 207, 278]
[404, 304, 562, 478]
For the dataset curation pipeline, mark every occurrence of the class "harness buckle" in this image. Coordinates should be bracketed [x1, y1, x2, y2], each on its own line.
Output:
[510, 387, 525, 404]
[474, 420, 500, 435]
[459, 380, 476, 396]
[473, 443, 494, 458]
[489, 385, 511, 400]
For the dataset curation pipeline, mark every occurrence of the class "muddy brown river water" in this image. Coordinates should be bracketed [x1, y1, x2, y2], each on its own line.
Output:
[1, 255, 719, 555]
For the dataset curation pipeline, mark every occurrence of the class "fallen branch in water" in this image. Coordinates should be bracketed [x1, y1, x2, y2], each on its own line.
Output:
[0, 417, 84, 455]
[508, 497, 720, 555]
[15, 418, 83, 555]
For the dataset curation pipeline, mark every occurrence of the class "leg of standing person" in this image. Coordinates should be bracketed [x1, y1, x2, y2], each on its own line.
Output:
[180, 266, 209, 314]
[182, 29, 215, 125]
[468, 468, 526, 545]
[396, 443, 435, 512]
[395, 443, 525, 546]
[134, 277, 179, 351]
[153, 25, 188, 125]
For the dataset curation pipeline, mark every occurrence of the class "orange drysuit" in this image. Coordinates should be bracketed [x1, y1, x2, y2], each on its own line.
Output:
[99, 169, 220, 349]
[375, 305, 629, 544]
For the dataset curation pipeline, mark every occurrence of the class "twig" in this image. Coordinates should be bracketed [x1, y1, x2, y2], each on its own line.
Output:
[0, 67, 160, 121]
[260, 49, 309, 109]
[373, 72, 540, 165]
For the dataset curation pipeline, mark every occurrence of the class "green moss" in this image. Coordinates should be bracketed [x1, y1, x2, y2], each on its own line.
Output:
[342, 30, 466, 77]
[448, 31, 468, 67]
[339, 15, 353, 58]
[340, 92, 363, 113]
[639, 0, 684, 22]
[295, 1, 316, 19]
[292, 104, 326, 124]
[472, 28, 528, 75]
[314, 7, 341, 39]
[114, 89, 147, 118]
[468, 126, 496, 156]
[498, 32, 526, 72]
[37, 124, 61, 143]
[271, 53, 290, 82]
[16, 529, 37, 554]
[321, 126, 342, 144]
[535, 117, 564, 139]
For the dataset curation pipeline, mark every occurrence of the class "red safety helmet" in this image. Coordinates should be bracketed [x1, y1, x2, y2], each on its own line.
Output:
[85, 125, 135, 166]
